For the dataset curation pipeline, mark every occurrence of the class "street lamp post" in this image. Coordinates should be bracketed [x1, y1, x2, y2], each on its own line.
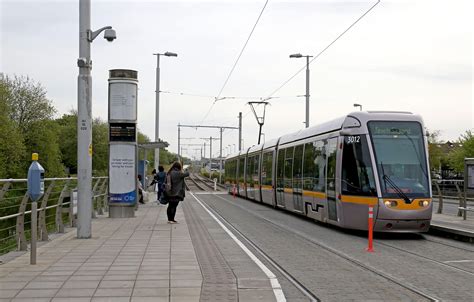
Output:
[353, 103, 362, 111]
[77, 0, 116, 239]
[153, 51, 177, 170]
[290, 53, 313, 128]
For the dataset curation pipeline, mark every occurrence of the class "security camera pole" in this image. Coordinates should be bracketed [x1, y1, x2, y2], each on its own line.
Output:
[77, 0, 116, 238]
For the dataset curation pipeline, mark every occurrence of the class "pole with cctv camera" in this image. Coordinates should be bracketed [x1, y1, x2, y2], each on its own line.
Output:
[77, 0, 116, 238]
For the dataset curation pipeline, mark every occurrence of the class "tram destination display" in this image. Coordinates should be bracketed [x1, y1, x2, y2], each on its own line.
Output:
[109, 123, 136, 142]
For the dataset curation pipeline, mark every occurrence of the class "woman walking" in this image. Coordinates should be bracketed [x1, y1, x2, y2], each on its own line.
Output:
[164, 162, 189, 223]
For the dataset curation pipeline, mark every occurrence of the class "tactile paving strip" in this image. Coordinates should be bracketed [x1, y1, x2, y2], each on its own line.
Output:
[183, 201, 238, 302]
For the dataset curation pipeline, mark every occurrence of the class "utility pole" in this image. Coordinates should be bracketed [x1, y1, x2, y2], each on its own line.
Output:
[238, 112, 242, 151]
[153, 51, 178, 170]
[177, 123, 181, 161]
[209, 136, 212, 180]
[290, 53, 313, 128]
[77, 0, 116, 238]
[179, 124, 238, 182]
[219, 128, 223, 183]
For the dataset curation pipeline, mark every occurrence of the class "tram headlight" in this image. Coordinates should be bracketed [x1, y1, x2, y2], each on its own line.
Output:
[384, 200, 398, 208]
[419, 200, 430, 207]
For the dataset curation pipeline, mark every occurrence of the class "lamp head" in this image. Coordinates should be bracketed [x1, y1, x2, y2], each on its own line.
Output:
[164, 51, 178, 57]
[289, 53, 303, 58]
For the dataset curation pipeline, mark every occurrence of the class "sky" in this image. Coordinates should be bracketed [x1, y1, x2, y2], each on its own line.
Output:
[1, 0, 472, 160]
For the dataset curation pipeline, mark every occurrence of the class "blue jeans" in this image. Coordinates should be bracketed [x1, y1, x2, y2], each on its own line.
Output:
[157, 183, 164, 201]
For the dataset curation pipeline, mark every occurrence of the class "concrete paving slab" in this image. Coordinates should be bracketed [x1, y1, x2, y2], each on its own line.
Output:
[0, 194, 279, 301]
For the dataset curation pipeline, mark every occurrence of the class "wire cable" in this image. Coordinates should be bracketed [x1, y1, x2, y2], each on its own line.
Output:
[266, 0, 381, 98]
[200, 0, 270, 124]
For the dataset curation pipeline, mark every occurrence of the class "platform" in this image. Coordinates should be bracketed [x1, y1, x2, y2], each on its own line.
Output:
[0, 194, 278, 302]
[430, 213, 474, 241]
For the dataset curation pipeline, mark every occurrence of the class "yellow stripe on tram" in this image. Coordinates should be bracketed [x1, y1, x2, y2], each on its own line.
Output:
[340, 195, 378, 205]
[302, 191, 326, 199]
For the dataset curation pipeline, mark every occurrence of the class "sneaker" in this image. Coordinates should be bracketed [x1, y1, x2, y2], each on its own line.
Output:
[172, 220, 178, 224]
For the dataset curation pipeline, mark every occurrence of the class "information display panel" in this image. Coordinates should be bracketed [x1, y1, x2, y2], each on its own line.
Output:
[109, 144, 136, 204]
[110, 123, 136, 142]
[109, 81, 137, 121]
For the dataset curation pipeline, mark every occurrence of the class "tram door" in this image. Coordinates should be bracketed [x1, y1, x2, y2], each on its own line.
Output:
[276, 149, 285, 207]
[326, 138, 338, 221]
[292, 144, 304, 212]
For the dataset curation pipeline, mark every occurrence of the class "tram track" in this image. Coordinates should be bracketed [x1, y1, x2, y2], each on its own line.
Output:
[376, 241, 474, 275]
[185, 175, 206, 191]
[203, 193, 440, 302]
[191, 192, 321, 302]
[188, 173, 225, 192]
[421, 235, 474, 253]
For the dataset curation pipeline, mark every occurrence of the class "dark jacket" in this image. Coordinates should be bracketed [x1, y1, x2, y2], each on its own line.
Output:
[168, 169, 190, 201]
[156, 171, 166, 185]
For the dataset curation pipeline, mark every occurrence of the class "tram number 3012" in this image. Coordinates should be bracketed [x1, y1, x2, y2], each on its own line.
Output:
[346, 135, 360, 144]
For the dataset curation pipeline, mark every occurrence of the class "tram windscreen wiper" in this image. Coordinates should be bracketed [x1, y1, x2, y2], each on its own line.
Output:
[382, 174, 411, 204]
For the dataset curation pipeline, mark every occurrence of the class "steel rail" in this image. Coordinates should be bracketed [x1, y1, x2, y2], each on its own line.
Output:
[376, 241, 474, 276]
[194, 193, 320, 301]
[211, 193, 441, 302]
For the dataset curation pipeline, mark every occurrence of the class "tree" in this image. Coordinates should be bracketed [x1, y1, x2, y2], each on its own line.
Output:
[0, 78, 26, 178]
[1, 74, 55, 133]
[56, 112, 77, 174]
[92, 118, 108, 175]
[448, 131, 474, 173]
[24, 119, 65, 177]
[427, 130, 446, 174]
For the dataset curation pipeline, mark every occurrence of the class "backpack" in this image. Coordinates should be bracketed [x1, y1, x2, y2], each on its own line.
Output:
[164, 173, 175, 196]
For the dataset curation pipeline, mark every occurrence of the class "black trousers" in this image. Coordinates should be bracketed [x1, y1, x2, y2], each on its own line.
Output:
[167, 200, 180, 221]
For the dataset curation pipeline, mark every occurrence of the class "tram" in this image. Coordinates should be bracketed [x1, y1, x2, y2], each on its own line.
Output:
[224, 111, 432, 232]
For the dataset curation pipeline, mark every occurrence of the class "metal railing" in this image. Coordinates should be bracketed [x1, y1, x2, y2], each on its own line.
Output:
[432, 179, 472, 220]
[0, 177, 108, 255]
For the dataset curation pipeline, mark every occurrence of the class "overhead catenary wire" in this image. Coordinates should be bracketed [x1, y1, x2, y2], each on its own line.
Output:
[266, 0, 381, 98]
[199, 0, 270, 125]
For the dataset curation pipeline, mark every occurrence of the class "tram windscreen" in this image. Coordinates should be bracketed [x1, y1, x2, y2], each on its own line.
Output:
[368, 121, 429, 198]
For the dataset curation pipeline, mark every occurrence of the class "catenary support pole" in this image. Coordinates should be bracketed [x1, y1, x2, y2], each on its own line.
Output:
[305, 56, 310, 128]
[219, 128, 223, 183]
[238, 112, 242, 151]
[209, 136, 212, 180]
[177, 123, 181, 162]
[77, 0, 92, 238]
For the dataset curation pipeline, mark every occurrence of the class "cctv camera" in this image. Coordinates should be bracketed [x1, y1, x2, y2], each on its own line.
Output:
[104, 29, 116, 42]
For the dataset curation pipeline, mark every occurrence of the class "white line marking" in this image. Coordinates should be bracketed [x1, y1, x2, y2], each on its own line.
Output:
[190, 192, 286, 302]
[444, 260, 474, 263]
[194, 192, 228, 195]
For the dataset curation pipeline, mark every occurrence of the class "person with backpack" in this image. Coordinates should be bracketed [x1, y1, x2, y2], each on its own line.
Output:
[163, 162, 189, 223]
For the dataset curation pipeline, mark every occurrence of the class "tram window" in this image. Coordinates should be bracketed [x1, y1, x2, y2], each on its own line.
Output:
[293, 144, 304, 187]
[342, 136, 376, 196]
[253, 155, 260, 184]
[326, 139, 337, 192]
[247, 156, 254, 186]
[303, 143, 314, 190]
[284, 147, 294, 188]
[277, 150, 285, 188]
[262, 152, 272, 186]
[239, 158, 245, 183]
[313, 141, 326, 192]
